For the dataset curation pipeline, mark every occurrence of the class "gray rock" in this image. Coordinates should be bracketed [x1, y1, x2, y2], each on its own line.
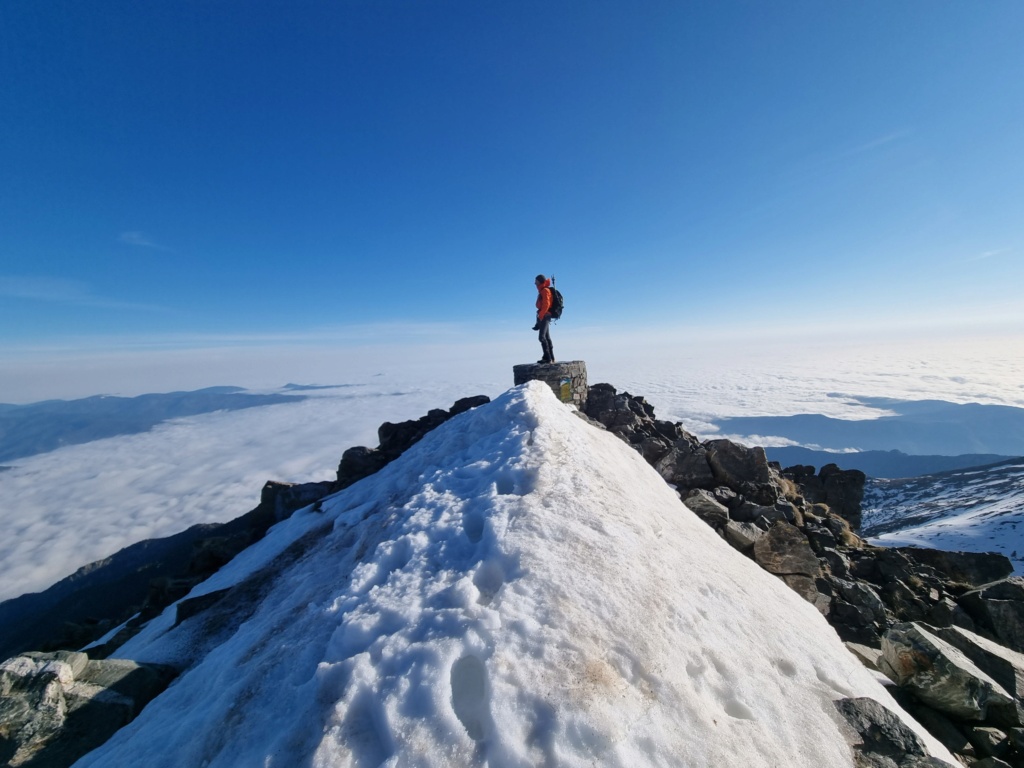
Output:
[846, 642, 883, 671]
[1010, 726, 1024, 751]
[638, 436, 672, 463]
[971, 757, 1013, 768]
[704, 439, 780, 505]
[753, 522, 820, 578]
[682, 489, 729, 529]
[449, 395, 491, 416]
[801, 464, 866, 532]
[881, 622, 1014, 721]
[820, 547, 851, 579]
[0, 655, 69, 765]
[756, 501, 797, 526]
[964, 725, 1009, 759]
[931, 623, 1024, 727]
[730, 500, 772, 524]
[959, 579, 1024, 655]
[334, 446, 389, 490]
[978, 579, 1024, 602]
[833, 579, 888, 624]
[903, 701, 975, 760]
[928, 597, 977, 633]
[582, 382, 617, 415]
[881, 580, 930, 623]
[723, 520, 765, 554]
[806, 522, 838, 553]
[654, 443, 716, 490]
[0, 652, 176, 767]
[897, 549, 1014, 590]
[780, 574, 829, 613]
[823, 513, 860, 548]
[833, 696, 952, 767]
[730, 500, 796, 527]
[711, 486, 739, 509]
[260, 479, 334, 522]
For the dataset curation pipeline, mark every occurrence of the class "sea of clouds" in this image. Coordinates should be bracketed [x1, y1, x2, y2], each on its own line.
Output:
[1, 329, 1021, 603]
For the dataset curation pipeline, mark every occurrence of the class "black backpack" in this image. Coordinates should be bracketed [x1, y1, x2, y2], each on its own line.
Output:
[549, 286, 564, 319]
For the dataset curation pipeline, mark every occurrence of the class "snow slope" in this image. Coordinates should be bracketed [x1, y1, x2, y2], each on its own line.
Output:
[864, 458, 1024, 575]
[76, 382, 953, 767]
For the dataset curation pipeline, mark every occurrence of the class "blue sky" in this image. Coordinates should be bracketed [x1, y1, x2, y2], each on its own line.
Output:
[1, 2, 1022, 391]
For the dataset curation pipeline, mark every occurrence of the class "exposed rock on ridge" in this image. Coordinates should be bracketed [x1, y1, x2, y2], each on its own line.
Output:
[0, 651, 174, 767]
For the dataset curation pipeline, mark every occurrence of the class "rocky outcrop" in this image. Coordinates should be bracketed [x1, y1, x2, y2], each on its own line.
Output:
[753, 521, 820, 577]
[882, 623, 1015, 722]
[896, 550, 1015, 592]
[958, 580, 1024, 655]
[877, 622, 1024, 766]
[584, 383, 786, 505]
[0, 651, 175, 767]
[787, 463, 866, 530]
[333, 395, 490, 491]
[930, 624, 1024, 727]
[834, 696, 956, 767]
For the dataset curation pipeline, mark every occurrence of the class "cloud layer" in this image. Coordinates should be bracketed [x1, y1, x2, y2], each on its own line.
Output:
[0, 380, 494, 602]
[1, 331, 1021, 603]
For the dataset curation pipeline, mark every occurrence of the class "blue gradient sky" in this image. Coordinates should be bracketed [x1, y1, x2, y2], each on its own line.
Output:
[1, 2, 1022, 380]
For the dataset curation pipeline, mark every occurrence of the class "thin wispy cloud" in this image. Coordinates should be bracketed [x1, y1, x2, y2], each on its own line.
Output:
[766, 128, 916, 205]
[118, 231, 172, 251]
[966, 248, 1010, 263]
[0, 275, 167, 312]
[845, 130, 914, 157]
[0, 275, 93, 303]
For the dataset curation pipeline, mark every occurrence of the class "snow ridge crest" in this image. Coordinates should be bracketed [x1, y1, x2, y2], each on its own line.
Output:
[71, 382, 953, 767]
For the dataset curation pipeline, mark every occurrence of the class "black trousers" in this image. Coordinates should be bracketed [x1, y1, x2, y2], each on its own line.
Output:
[537, 317, 554, 362]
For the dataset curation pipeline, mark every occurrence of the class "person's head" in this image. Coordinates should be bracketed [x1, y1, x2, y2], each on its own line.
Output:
[535, 274, 547, 285]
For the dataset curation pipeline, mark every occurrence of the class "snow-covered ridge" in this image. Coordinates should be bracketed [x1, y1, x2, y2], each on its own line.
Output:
[74, 381, 952, 767]
[864, 458, 1024, 575]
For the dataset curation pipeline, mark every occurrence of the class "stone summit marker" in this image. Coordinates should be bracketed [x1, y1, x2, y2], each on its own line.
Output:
[513, 361, 588, 410]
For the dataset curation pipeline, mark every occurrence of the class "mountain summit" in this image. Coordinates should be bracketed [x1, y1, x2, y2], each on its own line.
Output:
[74, 382, 952, 767]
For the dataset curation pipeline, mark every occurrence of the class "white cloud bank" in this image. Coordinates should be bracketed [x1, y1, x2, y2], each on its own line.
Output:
[0, 380, 502, 602]
[1, 328, 1021, 602]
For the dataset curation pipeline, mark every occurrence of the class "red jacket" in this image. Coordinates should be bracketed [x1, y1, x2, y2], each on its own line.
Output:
[535, 279, 552, 320]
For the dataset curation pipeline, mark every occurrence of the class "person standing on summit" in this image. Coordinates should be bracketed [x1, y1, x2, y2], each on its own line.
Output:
[533, 274, 555, 364]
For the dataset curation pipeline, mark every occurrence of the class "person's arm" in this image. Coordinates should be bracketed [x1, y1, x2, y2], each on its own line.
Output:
[537, 287, 552, 319]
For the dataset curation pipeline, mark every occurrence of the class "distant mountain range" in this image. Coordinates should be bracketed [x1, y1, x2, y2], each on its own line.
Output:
[0, 387, 305, 463]
[712, 397, 1024, 479]
[764, 446, 1013, 479]
[715, 397, 1024, 456]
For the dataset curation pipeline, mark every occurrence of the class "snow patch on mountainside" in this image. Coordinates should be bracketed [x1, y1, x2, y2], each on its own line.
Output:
[864, 459, 1024, 575]
[77, 382, 953, 767]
